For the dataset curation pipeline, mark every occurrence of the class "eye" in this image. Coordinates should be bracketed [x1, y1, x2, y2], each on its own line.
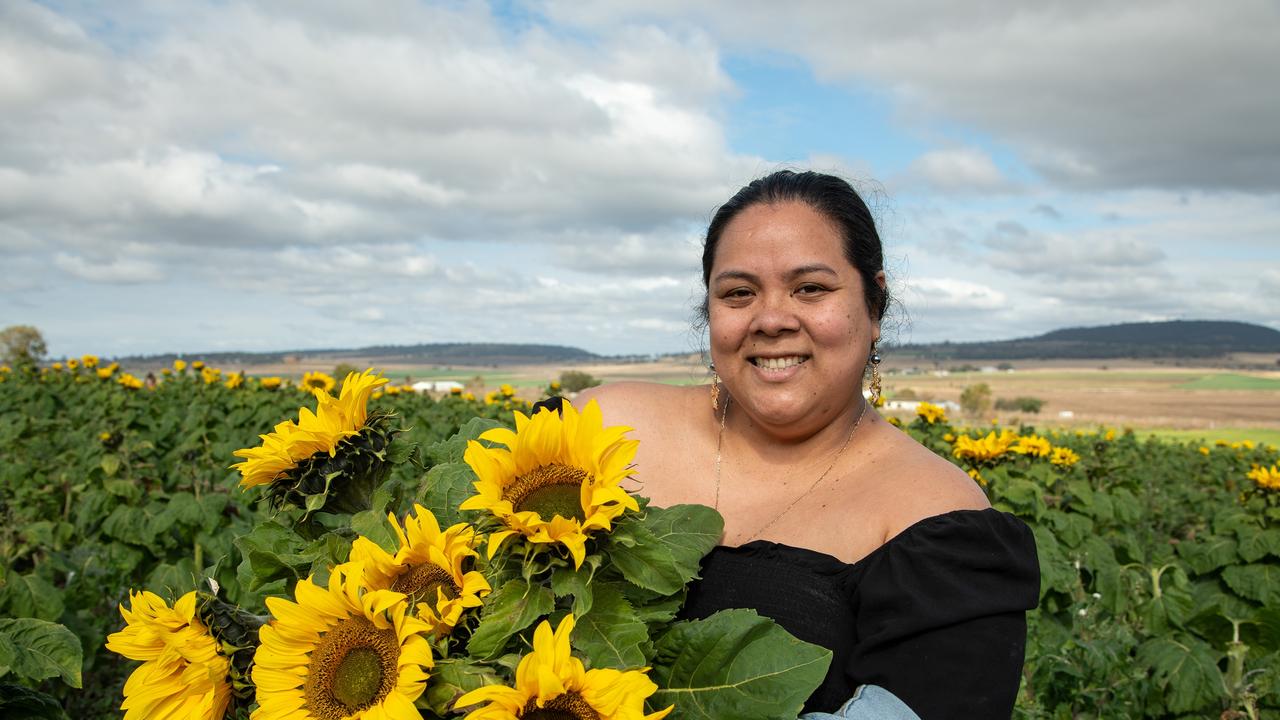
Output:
[795, 283, 828, 296]
[721, 286, 754, 300]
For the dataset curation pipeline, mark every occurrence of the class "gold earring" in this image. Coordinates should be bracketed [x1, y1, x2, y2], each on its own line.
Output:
[709, 365, 720, 411]
[868, 344, 883, 406]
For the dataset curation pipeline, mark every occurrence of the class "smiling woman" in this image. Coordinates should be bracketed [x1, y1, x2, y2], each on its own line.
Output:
[579, 170, 1040, 719]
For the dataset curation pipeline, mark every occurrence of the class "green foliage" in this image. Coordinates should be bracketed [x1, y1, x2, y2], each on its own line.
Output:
[651, 609, 832, 720]
[995, 396, 1045, 413]
[959, 382, 992, 415]
[3, 364, 1280, 718]
[558, 369, 602, 393]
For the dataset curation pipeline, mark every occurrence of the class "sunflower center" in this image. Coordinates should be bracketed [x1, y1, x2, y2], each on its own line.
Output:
[505, 464, 589, 522]
[391, 563, 459, 606]
[522, 692, 601, 720]
[304, 616, 399, 719]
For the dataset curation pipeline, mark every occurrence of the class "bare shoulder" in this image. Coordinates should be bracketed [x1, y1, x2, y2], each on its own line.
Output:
[862, 417, 991, 539]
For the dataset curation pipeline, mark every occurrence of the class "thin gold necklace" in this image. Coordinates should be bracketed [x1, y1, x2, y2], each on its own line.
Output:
[714, 393, 869, 541]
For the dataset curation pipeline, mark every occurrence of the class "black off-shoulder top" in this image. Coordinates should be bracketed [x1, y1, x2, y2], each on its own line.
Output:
[678, 509, 1040, 719]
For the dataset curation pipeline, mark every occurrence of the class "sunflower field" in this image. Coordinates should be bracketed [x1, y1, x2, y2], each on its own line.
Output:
[0, 367, 1278, 719]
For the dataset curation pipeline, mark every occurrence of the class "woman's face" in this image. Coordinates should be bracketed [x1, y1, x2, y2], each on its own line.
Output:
[708, 201, 882, 435]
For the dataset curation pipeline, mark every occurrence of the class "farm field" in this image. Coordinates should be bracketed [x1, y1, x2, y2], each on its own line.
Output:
[254, 356, 1280, 438]
[1, 359, 1278, 718]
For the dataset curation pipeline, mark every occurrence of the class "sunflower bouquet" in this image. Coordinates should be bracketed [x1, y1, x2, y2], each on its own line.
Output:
[106, 370, 832, 720]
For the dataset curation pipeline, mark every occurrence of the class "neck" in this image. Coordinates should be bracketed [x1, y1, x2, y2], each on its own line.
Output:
[718, 395, 870, 464]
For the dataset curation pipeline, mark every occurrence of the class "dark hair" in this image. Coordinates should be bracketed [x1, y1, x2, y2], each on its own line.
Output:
[699, 170, 889, 324]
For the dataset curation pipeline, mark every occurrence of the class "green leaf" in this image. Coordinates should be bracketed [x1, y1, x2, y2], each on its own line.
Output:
[234, 521, 308, 592]
[1136, 635, 1222, 714]
[0, 618, 83, 689]
[998, 477, 1044, 518]
[386, 435, 416, 464]
[1047, 509, 1093, 549]
[1176, 535, 1239, 574]
[607, 504, 723, 595]
[1222, 563, 1280, 605]
[467, 579, 554, 660]
[424, 659, 505, 718]
[1031, 525, 1076, 598]
[1143, 586, 1194, 632]
[423, 417, 503, 466]
[550, 566, 594, 617]
[0, 573, 64, 621]
[417, 462, 479, 529]
[349, 509, 398, 553]
[572, 584, 650, 669]
[0, 684, 69, 720]
[100, 453, 121, 477]
[651, 609, 831, 720]
[1237, 528, 1280, 563]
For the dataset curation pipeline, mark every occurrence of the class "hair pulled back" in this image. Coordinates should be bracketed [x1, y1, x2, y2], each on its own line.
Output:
[699, 170, 888, 325]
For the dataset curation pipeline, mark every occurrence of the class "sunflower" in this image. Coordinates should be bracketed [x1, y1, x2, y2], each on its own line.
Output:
[97, 366, 115, 380]
[174, 359, 188, 372]
[1247, 464, 1280, 490]
[232, 369, 388, 489]
[1011, 435, 1052, 458]
[303, 370, 337, 393]
[915, 402, 947, 425]
[1049, 446, 1081, 467]
[252, 565, 434, 720]
[952, 429, 1017, 464]
[118, 373, 144, 390]
[455, 615, 671, 720]
[105, 590, 232, 720]
[225, 371, 245, 389]
[460, 400, 639, 569]
[348, 504, 491, 637]
[260, 376, 284, 390]
[81, 354, 99, 368]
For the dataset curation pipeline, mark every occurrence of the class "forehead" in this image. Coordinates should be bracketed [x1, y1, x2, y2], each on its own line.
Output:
[711, 201, 850, 275]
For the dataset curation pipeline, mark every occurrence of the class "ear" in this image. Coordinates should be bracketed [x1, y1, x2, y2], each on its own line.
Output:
[872, 270, 887, 343]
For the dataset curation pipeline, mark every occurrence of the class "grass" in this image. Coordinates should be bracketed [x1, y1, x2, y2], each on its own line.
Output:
[1140, 427, 1280, 447]
[1177, 374, 1280, 391]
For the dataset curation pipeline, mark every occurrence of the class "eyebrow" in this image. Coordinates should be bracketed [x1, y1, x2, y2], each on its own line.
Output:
[712, 264, 840, 284]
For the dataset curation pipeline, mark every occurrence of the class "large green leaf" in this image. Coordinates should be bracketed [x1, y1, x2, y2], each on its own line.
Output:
[0, 573, 64, 621]
[572, 584, 649, 670]
[1222, 563, 1280, 605]
[424, 658, 506, 718]
[0, 618, 82, 688]
[423, 417, 503, 466]
[1176, 535, 1239, 574]
[417, 462, 480, 528]
[607, 504, 723, 595]
[651, 609, 831, 720]
[1237, 527, 1280, 563]
[467, 579, 554, 660]
[1136, 635, 1222, 714]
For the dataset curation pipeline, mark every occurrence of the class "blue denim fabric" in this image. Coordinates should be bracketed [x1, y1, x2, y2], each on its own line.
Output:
[799, 684, 922, 720]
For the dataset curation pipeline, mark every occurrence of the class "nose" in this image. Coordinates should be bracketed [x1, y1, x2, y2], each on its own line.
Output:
[748, 293, 800, 336]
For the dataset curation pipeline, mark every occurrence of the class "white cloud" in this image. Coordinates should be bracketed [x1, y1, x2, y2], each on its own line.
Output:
[53, 252, 165, 284]
[901, 147, 1015, 195]
[545, 0, 1280, 191]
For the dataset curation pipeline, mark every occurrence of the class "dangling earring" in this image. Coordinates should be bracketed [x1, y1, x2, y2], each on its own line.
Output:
[709, 363, 720, 411]
[868, 343, 883, 406]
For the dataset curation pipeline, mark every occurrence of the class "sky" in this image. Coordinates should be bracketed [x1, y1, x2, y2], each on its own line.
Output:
[2, 0, 1278, 359]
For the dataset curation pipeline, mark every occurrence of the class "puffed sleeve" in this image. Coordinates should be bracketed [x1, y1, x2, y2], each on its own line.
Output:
[846, 509, 1039, 719]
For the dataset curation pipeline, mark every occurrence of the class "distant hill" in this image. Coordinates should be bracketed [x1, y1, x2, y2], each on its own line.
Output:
[895, 320, 1280, 360]
[120, 342, 601, 367]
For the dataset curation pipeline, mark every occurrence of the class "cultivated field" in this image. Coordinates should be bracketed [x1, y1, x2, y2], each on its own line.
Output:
[223, 354, 1280, 444]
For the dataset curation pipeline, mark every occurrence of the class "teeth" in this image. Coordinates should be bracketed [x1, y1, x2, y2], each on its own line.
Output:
[755, 356, 806, 370]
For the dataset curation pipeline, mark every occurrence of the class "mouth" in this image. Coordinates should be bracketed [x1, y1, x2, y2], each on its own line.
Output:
[749, 355, 810, 371]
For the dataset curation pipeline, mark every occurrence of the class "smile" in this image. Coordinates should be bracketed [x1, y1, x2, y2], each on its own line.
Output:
[751, 356, 809, 370]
